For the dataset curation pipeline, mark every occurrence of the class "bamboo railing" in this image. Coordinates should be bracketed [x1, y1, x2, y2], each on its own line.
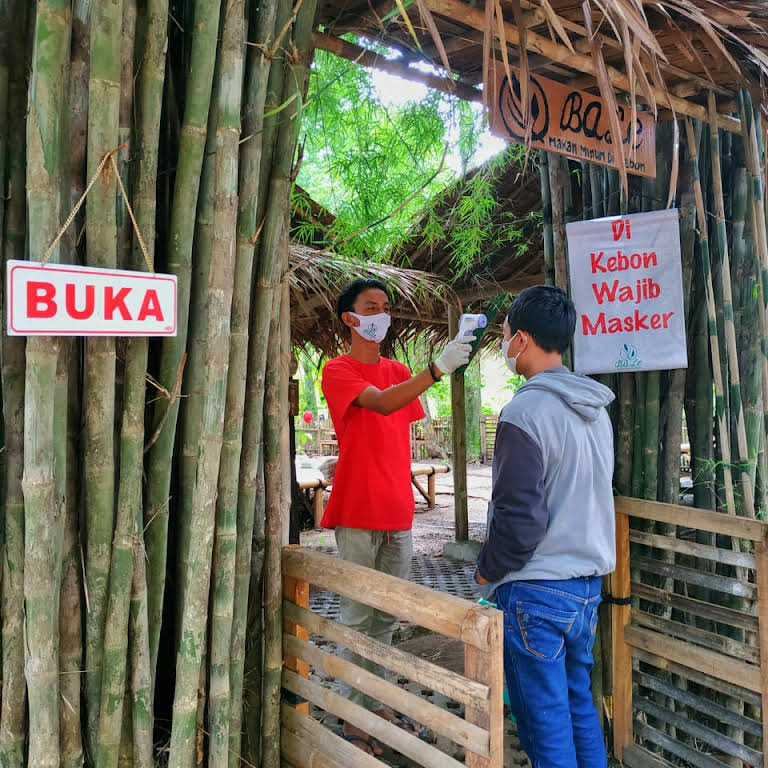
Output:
[612, 497, 768, 768]
[280, 546, 505, 767]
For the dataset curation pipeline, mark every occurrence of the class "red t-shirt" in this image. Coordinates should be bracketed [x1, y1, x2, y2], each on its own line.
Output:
[320, 354, 425, 530]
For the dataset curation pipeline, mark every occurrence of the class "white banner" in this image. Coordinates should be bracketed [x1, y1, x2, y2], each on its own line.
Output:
[566, 209, 687, 374]
[7, 260, 177, 336]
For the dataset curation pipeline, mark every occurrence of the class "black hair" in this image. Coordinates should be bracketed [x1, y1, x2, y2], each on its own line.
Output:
[336, 278, 390, 321]
[506, 285, 576, 353]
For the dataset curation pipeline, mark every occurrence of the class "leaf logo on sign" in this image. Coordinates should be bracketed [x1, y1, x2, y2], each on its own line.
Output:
[498, 73, 550, 143]
[615, 343, 642, 369]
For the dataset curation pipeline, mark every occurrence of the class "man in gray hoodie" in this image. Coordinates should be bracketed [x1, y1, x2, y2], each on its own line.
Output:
[476, 285, 615, 768]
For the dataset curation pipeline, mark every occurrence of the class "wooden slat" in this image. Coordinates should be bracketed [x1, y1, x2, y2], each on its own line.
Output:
[635, 695, 763, 767]
[624, 624, 762, 693]
[611, 511, 633, 761]
[631, 612, 760, 663]
[281, 703, 384, 768]
[754, 541, 768, 758]
[283, 601, 490, 711]
[628, 529, 756, 569]
[464, 612, 504, 767]
[284, 575, 311, 716]
[283, 634, 490, 756]
[632, 646, 762, 707]
[631, 581, 759, 633]
[633, 669, 762, 738]
[616, 496, 768, 541]
[632, 555, 755, 599]
[634, 721, 727, 768]
[282, 547, 495, 651]
[282, 669, 467, 768]
[620, 744, 673, 768]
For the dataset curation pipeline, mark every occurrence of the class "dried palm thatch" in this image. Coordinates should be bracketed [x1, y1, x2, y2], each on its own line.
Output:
[288, 243, 466, 357]
[321, 1, 768, 190]
[393, 147, 545, 306]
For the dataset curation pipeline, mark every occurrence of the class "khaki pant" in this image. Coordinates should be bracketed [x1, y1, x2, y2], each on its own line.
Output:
[334, 526, 413, 709]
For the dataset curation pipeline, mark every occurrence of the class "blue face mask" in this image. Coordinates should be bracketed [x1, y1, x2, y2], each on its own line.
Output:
[349, 312, 391, 343]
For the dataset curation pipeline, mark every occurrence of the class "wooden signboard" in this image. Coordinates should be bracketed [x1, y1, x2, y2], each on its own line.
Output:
[489, 62, 656, 178]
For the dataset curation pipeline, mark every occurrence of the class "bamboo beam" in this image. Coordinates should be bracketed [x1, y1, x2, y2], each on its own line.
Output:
[282, 547, 495, 650]
[282, 601, 491, 709]
[314, 32, 481, 102]
[448, 306, 469, 542]
[464, 613, 504, 767]
[610, 512, 632, 762]
[753, 542, 768, 762]
[422, 0, 741, 133]
[283, 573, 310, 717]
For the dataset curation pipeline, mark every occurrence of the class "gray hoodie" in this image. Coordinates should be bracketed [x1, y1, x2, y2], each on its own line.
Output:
[477, 366, 616, 600]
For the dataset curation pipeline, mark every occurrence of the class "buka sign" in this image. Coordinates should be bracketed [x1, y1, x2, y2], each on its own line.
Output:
[7, 260, 178, 336]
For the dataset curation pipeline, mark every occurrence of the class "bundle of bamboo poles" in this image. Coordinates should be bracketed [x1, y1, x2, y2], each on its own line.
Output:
[0, 1, 317, 766]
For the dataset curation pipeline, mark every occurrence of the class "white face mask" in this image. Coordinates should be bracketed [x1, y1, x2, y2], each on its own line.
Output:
[349, 312, 391, 344]
[502, 333, 521, 375]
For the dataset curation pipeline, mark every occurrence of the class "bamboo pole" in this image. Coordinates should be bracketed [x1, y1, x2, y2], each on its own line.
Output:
[659, 129, 694, 504]
[708, 92, 755, 515]
[731, 154, 762, 505]
[229, 1, 281, 760]
[207, 2, 246, 766]
[117, 0, 137, 269]
[739, 92, 768, 504]
[262, 283, 285, 768]
[684, 117, 737, 516]
[68, 0, 90, 247]
[123, 7, 165, 755]
[168, 13, 245, 768]
[84, 0, 124, 751]
[129, 551, 153, 768]
[176, 44, 219, 634]
[144, 1, 223, 693]
[448, 305, 469, 542]
[23, 3, 70, 766]
[60, 341, 84, 768]
[0, 3, 28, 765]
[539, 151, 555, 286]
[132, 0, 170, 681]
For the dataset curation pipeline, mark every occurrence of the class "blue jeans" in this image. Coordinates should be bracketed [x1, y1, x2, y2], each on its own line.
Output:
[495, 577, 606, 768]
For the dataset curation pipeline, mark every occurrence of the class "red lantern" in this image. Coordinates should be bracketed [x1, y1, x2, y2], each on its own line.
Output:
[302, 411, 314, 424]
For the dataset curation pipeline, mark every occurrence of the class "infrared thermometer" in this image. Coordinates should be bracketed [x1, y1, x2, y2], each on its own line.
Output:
[454, 313, 488, 374]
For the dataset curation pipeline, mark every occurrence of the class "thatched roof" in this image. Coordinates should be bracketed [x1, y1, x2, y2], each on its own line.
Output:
[288, 243, 463, 358]
[392, 148, 545, 310]
[317, 2, 768, 152]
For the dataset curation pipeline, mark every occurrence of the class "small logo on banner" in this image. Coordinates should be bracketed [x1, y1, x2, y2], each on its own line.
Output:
[615, 343, 642, 369]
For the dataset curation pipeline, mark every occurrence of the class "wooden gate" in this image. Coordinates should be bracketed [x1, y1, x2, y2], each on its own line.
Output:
[280, 547, 505, 767]
[612, 497, 768, 767]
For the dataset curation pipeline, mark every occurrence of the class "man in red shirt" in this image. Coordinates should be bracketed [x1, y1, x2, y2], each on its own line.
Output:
[321, 278, 471, 754]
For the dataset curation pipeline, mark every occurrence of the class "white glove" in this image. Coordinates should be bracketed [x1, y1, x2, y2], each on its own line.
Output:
[435, 338, 472, 376]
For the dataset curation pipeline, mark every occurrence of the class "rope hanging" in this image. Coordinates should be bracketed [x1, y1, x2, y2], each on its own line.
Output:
[41, 143, 153, 274]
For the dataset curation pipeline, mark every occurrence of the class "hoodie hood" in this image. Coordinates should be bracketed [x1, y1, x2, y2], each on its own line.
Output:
[518, 366, 615, 422]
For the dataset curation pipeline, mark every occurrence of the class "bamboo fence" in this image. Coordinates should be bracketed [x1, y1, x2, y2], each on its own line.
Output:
[0, 1, 317, 766]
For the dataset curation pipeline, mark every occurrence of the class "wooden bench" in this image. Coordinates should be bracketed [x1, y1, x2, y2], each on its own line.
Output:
[410, 463, 450, 508]
[299, 464, 451, 527]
